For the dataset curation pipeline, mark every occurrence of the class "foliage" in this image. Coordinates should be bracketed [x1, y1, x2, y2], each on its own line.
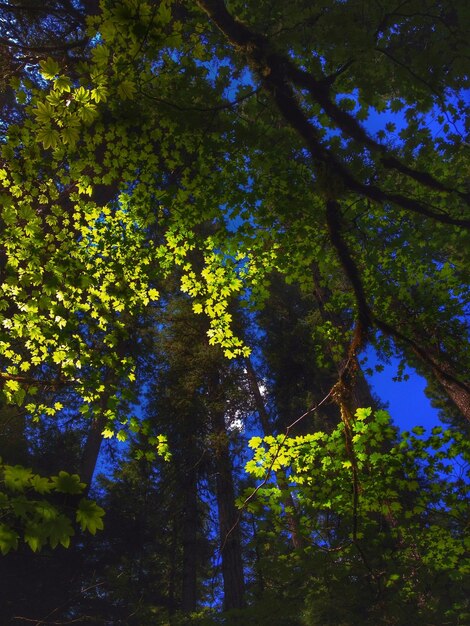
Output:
[0, 0, 469, 623]
[0, 458, 104, 554]
[244, 408, 470, 624]
[0, 0, 467, 425]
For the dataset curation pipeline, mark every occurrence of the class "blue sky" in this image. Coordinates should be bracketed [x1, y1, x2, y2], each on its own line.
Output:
[364, 348, 441, 431]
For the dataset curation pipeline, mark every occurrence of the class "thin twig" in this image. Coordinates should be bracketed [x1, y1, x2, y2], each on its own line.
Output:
[219, 386, 335, 552]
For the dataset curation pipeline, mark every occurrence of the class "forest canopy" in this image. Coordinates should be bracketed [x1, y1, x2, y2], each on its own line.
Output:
[0, 0, 469, 624]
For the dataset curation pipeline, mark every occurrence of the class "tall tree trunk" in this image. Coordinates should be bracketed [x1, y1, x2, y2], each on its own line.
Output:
[168, 517, 178, 619]
[80, 333, 137, 491]
[0, 404, 28, 465]
[311, 263, 376, 412]
[431, 366, 470, 422]
[213, 436, 246, 610]
[79, 387, 110, 493]
[181, 458, 199, 612]
[209, 375, 246, 610]
[250, 516, 265, 596]
[79, 414, 106, 493]
[410, 345, 470, 423]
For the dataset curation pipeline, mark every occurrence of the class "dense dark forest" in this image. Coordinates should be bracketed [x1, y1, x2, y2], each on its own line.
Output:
[0, 1, 469, 624]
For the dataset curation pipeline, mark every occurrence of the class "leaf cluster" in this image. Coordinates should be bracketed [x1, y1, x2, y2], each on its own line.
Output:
[0, 459, 104, 554]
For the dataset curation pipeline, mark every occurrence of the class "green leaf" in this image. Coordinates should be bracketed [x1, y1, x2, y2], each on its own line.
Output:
[51, 471, 85, 495]
[46, 514, 74, 549]
[3, 465, 33, 491]
[34, 101, 54, 123]
[30, 474, 53, 494]
[37, 127, 60, 150]
[52, 349, 67, 364]
[91, 44, 109, 65]
[39, 57, 60, 80]
[11, 495, 34, 518]
[62, 125, 80, 146]
[78, 104, 97, 124]
[24, 528, 43, 553]
[355, 407, 372, 421]
[91, 85, 108, 103]
[248, 436, 263, 450]
[0, 524, 19, 555]
[5, 379, 19, 393]
[117, 80, 136, 100]
[76, 499, 105, 535]
[54, 75, 72, 93]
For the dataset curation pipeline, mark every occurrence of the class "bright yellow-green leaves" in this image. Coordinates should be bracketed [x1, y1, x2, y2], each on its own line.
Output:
[32, 79, 97, 150]
[179, 246, 250, 358]
[244, 409, 470, 583]
[4, 0, 464, 439]
[39, 57, 60, 81]
[0, 0, 259, 426]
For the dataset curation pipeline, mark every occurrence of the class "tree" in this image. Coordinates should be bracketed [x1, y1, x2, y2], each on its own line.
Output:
[0, 0, 468, 622]
[1, 0, 467, 428]
[243, 409, 470, 625]
[143, 293, 247, 612]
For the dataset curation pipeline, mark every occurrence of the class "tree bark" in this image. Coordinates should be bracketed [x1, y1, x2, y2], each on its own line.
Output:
[433, 371, 470, 421]
[168, 517, 178, 618]
[79, 387, 111, 493]
[418, 349, 470, 423]
[79, 414, 106, 494]
[311, 262, 376, 412]
[181, 458, 199, 612]
[209, 374, 246, 610]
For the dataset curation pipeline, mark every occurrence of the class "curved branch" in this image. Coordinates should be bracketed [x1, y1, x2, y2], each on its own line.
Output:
[140, 87, 259, 113]
[321, 203, 470, 416]
[325, 200, 372, 335]
[197, 0, 469, 211]
[374, 316, 470, 398]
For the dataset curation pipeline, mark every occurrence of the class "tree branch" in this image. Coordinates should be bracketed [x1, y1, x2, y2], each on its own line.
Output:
[197, 0, 470, 220]
[0, 36, 87, 53]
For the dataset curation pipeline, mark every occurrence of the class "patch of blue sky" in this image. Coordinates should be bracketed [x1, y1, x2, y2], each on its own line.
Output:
[364, 347, 469, 484]
[364, 345, 441, 431]
[195, 52, 255, 103]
